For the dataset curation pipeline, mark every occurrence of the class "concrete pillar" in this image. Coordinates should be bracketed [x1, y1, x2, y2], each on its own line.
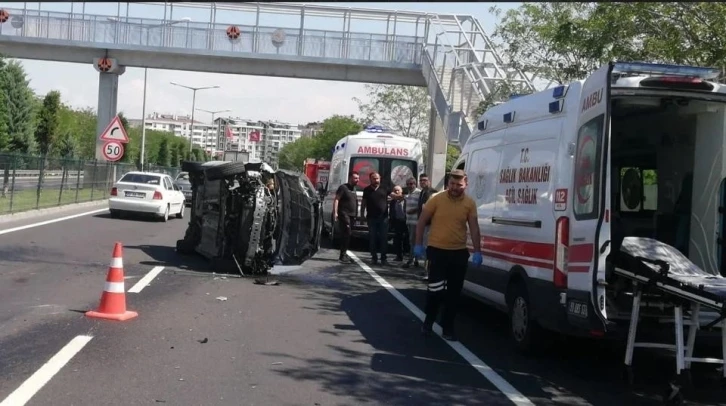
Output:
[95, 69, 125, 161]
[427, 102, 447, 190]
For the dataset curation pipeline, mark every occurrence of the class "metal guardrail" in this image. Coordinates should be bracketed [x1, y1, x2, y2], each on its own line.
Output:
[0, 154, 181, 215]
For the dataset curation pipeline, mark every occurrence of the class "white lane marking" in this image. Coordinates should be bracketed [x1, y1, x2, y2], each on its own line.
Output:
[0, 208, 107, 236]
[0, 335, 93, 406]
[347, 252, 535, 406]
[128, 266, 165, 293]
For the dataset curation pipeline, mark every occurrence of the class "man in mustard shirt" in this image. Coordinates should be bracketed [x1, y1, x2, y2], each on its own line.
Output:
[414, 169, 482, 341]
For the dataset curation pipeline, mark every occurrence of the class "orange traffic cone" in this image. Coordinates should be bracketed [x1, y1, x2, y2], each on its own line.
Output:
[86, 242, 138, 321]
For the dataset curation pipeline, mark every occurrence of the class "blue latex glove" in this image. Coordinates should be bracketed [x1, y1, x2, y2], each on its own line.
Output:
[472, 252, 483, 267]
[414, 245, 426, 258]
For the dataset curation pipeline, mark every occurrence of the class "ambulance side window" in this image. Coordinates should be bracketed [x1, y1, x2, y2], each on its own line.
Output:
[573, 114, 605, 220]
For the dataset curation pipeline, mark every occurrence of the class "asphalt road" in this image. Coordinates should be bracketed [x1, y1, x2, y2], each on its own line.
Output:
[0, 205, 723, 405]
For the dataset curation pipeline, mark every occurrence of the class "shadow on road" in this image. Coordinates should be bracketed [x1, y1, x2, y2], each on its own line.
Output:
[260, 248, 726, 406]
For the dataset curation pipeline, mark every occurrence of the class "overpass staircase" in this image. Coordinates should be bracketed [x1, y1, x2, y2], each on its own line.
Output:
[421, 15, 536, 148]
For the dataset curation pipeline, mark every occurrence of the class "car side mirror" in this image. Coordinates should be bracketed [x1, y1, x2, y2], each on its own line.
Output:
[174, 185, 180, 191]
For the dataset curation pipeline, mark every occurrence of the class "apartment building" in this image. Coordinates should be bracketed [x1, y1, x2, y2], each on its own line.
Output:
[132, 113, 302, 167]
[299, 122, 323, 138]
[214, 118, 302, 168]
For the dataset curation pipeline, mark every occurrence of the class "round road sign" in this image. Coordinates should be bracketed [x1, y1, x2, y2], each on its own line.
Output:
[102, 140, 124, 162]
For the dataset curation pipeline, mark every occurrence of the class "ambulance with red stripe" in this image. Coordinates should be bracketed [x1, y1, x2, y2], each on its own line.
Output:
[321, 126, 424, 243]
[454, 62, 726, 352]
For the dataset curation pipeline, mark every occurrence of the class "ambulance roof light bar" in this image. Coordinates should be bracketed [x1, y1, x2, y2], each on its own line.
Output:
[612, 62, 721, 80]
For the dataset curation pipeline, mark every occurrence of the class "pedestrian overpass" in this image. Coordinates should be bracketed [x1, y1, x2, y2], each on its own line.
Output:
[0, 2, 536, 187]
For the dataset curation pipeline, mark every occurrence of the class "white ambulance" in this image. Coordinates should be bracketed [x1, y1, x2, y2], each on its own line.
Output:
[322, 126, 425, 242]
[455, 62, 726, 352]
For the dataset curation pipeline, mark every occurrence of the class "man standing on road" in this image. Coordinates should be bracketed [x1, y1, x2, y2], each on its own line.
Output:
[361, 171, 391, 266]
[416, 173, 438, 276]
[403, 177, 421, 268]
[333, 171, 360, 264]
[414, 169, 482, 341]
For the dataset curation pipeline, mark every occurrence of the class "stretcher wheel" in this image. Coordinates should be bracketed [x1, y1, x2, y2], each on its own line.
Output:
[662, 381, 683, 406]
[623, 365, 635, 386]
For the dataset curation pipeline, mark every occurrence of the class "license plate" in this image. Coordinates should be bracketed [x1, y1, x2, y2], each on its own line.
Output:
[567, 300, 588, 318]
[125, 191, 145, 198]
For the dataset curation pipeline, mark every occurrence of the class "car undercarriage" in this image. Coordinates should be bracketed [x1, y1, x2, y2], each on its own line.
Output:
[175, 160, 323, 276]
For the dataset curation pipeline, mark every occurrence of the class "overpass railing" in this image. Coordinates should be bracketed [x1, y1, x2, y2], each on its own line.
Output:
[0, 7, 422, 65]
[0, 153, 180, 216]
[421, 15, 536, 146]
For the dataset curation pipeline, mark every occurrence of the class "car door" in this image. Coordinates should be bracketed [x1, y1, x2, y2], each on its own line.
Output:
[273, 170, 323, 265]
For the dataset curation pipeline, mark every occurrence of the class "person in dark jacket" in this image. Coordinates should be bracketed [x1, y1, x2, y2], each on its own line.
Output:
[334, 171, 360, 263]
[389, 185, 409, 262]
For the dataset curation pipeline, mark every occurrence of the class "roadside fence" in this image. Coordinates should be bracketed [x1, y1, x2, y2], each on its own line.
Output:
[0, 153, 181, 215]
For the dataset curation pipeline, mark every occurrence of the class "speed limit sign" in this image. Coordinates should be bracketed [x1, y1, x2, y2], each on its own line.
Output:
[102, 140, 124, 162]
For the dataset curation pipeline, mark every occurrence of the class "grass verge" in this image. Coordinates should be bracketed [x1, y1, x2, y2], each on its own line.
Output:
[0, 187, 109, 215]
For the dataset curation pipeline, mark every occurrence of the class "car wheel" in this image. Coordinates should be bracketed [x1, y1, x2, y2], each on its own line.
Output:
[508, 282, 544, 354]
[176, 204, 185, 219]
[205, 162, 246, 181]
[160, 205, 169, 222]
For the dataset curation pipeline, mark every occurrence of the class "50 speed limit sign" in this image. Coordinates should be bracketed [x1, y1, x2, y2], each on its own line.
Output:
[102, 140, 124, 162]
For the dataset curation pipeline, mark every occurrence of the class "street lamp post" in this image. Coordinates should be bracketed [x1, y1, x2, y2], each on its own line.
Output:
[170, 82, 220, 156]
[197, 108, 231, 157]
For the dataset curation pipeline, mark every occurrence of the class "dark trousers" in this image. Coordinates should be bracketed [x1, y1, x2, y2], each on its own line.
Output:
[423, 246, 470, 334]
[337, 213, 354, 258]
[367, 216, 388, 261]
[390, 218, 409, 258]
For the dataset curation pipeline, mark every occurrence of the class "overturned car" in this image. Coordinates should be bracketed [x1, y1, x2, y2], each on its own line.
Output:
[175, 160, 323, 276]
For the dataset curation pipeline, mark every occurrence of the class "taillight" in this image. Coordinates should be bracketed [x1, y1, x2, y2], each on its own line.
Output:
[554, 216, 569, 289]
[111, 187, 117, 196]
[153, 191, 163, 200]
[640, 76, 714, 91]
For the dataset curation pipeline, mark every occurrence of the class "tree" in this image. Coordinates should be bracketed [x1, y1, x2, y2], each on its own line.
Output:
[170, 143, 180, 168]
[156, 137, 170, 166]
[0, 60, 37, 154]
[278, 115, 362, 170]
[491, 3, 726, 85]
[34, 90, 61, 156]
[353, 84, 429, 144]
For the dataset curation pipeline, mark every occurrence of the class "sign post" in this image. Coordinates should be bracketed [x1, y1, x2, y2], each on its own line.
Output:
[96, 115, 130, 162]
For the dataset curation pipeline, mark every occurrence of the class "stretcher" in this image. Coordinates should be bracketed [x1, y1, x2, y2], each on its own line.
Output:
[610, 237, 726, 404]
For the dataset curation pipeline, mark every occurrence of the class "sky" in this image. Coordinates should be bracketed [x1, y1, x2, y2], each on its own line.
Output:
[2, 2, 521, 125]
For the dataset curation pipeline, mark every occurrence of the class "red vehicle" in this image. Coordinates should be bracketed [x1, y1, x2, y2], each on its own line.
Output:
[303, 158, 330, 192]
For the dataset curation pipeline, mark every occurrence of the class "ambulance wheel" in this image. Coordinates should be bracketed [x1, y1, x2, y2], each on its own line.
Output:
[507, 281, 543, 354]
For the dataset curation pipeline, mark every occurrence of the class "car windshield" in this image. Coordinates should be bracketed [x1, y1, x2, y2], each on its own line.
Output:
[176, 172, 190, 181]
[120, 173, 161, 185]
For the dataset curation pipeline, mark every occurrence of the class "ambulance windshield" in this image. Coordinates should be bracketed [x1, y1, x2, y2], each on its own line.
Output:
[350, 157, 417, 191]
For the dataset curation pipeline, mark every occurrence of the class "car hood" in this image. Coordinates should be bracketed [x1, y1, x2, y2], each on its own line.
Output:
[175, 180, 192, 189]
[273, 169, 323, 265]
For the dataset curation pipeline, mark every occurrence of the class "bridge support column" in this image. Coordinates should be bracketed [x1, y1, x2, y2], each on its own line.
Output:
[426, 103, 447, 190]
[94, 64, 125, 161]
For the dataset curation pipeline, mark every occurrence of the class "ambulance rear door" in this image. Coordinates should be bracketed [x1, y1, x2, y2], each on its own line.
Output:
[568, 62, 613, 326]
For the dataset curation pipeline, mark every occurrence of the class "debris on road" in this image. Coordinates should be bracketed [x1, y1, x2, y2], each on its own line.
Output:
[197, 337, 208, 344]
[216, 296, 227, 301]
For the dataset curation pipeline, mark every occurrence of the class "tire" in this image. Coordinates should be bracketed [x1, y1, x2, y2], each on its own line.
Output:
[205, 162, 246, 181]
[181, 161, 205, 173]
[160, 205, 169, 222]
[508, 281, 544, 354]
[176, 204, 185, 219]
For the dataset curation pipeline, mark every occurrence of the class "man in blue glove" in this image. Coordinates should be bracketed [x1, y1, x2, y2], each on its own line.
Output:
[414, 169, 481, 341]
